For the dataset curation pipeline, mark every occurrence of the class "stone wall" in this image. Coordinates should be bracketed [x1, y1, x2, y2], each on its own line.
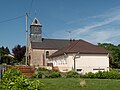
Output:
[29, 48, 57, 66]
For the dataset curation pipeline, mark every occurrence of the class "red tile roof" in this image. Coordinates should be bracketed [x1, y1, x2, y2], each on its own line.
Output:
[50, 40, 108, 57]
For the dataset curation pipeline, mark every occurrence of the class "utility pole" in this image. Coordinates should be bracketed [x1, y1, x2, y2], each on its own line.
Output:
[26, 13, 28, 65]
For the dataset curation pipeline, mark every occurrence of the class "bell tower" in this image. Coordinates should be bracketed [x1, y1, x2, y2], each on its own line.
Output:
[30, 18, 42, 42]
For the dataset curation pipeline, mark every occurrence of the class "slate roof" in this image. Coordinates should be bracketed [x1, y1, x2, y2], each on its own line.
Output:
[50, 40, 108, 57]
[31, 38, 71, 50]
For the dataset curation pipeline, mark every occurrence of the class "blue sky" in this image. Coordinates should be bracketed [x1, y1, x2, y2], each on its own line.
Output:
[0, 0, 120, 52]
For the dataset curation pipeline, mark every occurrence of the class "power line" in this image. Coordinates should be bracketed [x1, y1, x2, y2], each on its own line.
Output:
[28, 15, 33, 22]
[0, 15, 25, 24]
[29, 0, 34, 15]
[42, 31, 49, 38]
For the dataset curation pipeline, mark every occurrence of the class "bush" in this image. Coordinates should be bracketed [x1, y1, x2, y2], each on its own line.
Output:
[66, 71, 81, 78]
[33, 68, 62, 78]
[84, 72, 95, 78]
[84, 71, 120, 79]
[0, 68, 43, 90]
[33, 68, 51, 78]
[49, 71, 61, 78]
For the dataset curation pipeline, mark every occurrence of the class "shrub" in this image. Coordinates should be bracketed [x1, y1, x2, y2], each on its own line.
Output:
[84, 71, 120, 79]
[94, 71, 105, 79]
[49, 71, 61, 78]
[33, 68, 61, 78]
[106, 71, 120, 79]
[84, 72, 95, 78]
[33, 68, 51, 78]
[0, 68, 43, 90]
[66, 71, 80, 78]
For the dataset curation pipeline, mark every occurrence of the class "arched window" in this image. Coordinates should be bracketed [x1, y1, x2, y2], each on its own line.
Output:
[46, 51, 49, 58]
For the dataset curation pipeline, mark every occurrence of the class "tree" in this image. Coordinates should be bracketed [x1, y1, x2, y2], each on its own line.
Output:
[0, 46, 11, 64]
[98, 43, 120, 68]
[0, 46, 10, 55]
[12, 45, 26, 63]
[5, 47, 10, 54]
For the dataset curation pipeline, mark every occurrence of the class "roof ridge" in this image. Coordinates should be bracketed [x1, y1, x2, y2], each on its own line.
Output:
[43, 38, 71, 41]
[66, 40, 79, 52]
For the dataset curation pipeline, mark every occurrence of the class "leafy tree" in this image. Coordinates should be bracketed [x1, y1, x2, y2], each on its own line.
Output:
[0, 46, 11, 64]
[12, 45, 26, 63]
[0, 46, 10, 54]
[5, 47, 10, 54]
[98, 43, 120, 68]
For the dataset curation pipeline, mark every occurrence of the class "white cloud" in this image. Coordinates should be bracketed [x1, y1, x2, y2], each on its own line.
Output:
[52, 6, 120, 44]
[73, 14, 120, 38]
[81, 29, 120, 44]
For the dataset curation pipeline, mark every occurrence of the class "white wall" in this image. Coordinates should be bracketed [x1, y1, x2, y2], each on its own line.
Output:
[74, 54, 109, 74]
[49, 55, 69, 72]
[49, 53, 109, 74]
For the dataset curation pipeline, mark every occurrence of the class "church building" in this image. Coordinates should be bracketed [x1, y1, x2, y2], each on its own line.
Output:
[29, 18, 70, 66]
[29, 18, 109, 73]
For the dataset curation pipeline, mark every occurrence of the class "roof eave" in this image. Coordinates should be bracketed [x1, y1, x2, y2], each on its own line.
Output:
[49, 52, 108, 58]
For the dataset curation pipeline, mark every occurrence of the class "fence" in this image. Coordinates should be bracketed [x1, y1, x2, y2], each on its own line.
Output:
[0, 64, 6, 79]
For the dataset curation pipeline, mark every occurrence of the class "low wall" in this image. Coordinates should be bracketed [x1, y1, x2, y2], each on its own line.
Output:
[6, 65, 35, 77]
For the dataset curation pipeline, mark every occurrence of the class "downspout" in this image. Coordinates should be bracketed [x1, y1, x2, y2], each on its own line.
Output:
[73, 52, 80, 71]
[107, 53, 110, 71]
[73, 56, 76, 71]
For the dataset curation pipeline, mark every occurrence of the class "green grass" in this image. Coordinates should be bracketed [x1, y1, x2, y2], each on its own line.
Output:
[40, 78, 120, 90]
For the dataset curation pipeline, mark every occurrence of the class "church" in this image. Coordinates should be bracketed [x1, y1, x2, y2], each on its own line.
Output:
[29, 18, 71, 66]
[29, 18, 109, 73]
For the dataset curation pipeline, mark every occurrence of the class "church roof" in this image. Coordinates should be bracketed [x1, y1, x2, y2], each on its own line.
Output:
[50, 40, 108, 57]
[31, 17, 42, 26]
[31, 38, 71, 50]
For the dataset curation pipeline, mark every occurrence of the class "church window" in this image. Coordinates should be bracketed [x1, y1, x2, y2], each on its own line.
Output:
[46, 51, 49, 58]
[35, 19, 38, 24]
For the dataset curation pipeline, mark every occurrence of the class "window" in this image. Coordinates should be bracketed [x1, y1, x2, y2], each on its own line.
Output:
[46, 51, 49, 58]
[47, 63, 53, 67]
[35, 19, 38, 24]
[77, 69, 82, 71]
[93, 68, 105, 70]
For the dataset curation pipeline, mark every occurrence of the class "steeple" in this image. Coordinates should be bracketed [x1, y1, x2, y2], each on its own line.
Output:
[31, 17, 42, 26]
[30, 17, 42, 42]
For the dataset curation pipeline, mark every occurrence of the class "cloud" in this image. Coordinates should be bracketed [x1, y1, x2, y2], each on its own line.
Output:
[52, 6, 120, 44]
[72, 15, 120, 38]
[81, 29, 120, 44]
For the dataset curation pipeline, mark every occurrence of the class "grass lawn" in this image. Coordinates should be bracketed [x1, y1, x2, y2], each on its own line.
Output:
[40, 78, 120, 90]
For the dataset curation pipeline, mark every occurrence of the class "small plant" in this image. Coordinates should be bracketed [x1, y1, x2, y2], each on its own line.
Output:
[80, 79, 87, 88]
